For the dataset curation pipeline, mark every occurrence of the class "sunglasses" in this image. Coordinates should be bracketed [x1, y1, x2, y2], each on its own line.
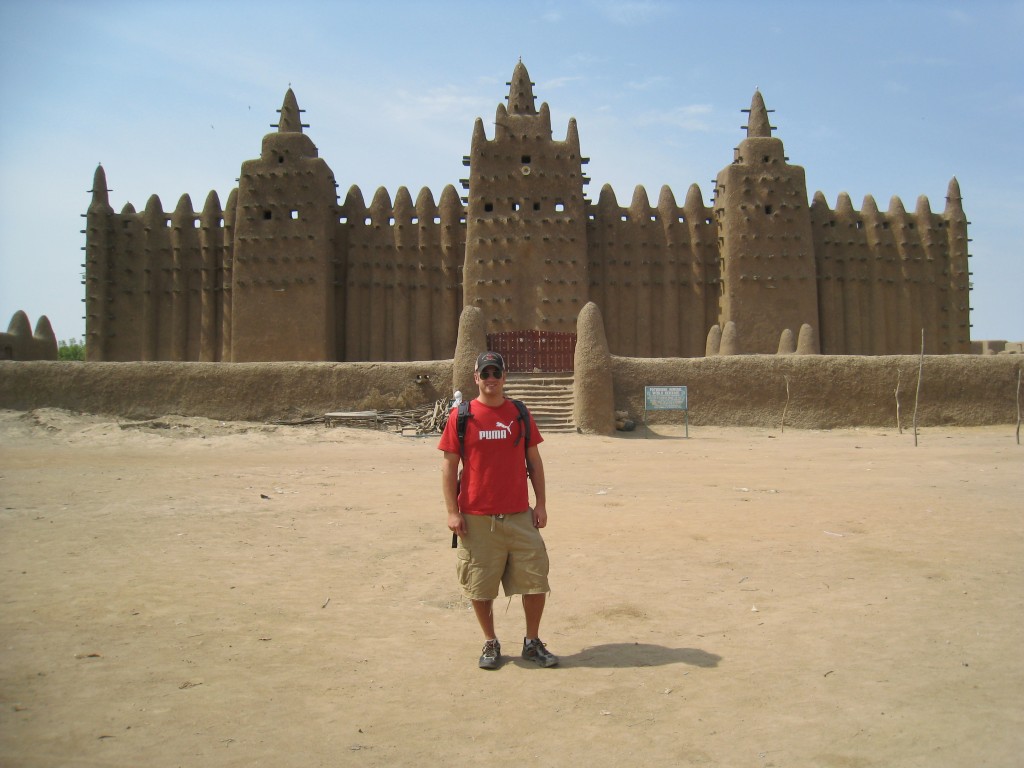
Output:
[478, 368, 503, 379]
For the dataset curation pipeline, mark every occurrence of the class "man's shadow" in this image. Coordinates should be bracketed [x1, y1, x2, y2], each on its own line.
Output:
[514, 643, 721, 669]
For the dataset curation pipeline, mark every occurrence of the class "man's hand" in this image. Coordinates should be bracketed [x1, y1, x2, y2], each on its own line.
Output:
[448, 510, 466, 537]
[531, 504, 548, 529]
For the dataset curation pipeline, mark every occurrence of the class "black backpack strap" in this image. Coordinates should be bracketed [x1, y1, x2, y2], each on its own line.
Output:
[456, 399, 472, 458]
[510, 398, 533, 476]
[510, 399, 530, 447]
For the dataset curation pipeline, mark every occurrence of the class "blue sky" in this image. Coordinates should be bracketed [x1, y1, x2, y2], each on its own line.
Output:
[1, 0, 1021, 344]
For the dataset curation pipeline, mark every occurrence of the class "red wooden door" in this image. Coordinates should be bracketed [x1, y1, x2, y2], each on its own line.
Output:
[487, 330, 576, 373]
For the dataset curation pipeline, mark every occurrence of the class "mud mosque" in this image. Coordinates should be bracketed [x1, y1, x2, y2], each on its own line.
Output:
[79, 61, 972, 369]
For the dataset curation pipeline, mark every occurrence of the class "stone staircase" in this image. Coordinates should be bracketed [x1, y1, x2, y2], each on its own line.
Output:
[503, 372, 576, 434]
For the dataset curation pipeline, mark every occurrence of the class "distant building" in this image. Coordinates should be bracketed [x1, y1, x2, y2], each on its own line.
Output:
[1, 311, 57, 360]
[83, 62, 971, 367]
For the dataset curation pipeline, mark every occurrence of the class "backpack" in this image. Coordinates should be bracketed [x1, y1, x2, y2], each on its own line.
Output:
[455, 398, 533, 476]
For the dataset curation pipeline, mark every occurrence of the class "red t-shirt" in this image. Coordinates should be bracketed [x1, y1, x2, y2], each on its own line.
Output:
[438, 398, 543, 515]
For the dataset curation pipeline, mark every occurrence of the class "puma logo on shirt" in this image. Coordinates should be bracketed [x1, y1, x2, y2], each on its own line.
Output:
[479, 422, 514, 441]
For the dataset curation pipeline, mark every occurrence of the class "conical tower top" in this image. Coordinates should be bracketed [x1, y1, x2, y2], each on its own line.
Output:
[946, 176, 962, 203]
[744, 90, 775, 138]
[273, 88, 308, 133]
[944, 177, 965, 219]
[89, 164, 111, 212]
[89, 165, 109, 205]
[506, 60, 537, 116]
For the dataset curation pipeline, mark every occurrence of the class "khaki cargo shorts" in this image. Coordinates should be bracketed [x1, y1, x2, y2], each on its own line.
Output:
[456, 510, 550, 600]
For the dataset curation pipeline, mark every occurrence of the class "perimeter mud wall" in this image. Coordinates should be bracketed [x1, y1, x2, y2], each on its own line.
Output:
[1, 356, 1020, 428]
[613, 355, 1021, 429]
[0, 361, 453, 423]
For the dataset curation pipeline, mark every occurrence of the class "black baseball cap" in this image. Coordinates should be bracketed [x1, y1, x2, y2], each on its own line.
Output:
[475, 351, 505, 372]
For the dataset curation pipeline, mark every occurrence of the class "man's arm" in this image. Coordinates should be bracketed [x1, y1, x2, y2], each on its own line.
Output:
[441, 451, 466, 536]
[526, 445, 547, 528]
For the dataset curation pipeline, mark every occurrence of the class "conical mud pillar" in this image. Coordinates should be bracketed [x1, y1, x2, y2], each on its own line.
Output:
[796, 323, 820, 355]
[720, 321, 741, 356]
[573, 302, 614, 435]
[453, 306, 487, 399]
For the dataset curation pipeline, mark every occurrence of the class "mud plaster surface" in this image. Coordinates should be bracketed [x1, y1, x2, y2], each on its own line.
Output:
[1, 409, 1021, 767]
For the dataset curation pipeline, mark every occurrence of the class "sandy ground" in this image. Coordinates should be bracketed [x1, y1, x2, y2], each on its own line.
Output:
[1, 408, 1022, 768]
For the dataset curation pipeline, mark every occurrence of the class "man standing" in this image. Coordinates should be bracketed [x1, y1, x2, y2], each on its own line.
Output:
[439, 351, 558, 669]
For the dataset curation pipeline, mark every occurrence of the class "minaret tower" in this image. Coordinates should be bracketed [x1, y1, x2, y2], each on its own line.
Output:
[943, 177, 971, 353]
[231, 89, 339, 361]
[714, 91, 818, 353]
[463, 60, 589, 365]
[84, 165, 114, 361]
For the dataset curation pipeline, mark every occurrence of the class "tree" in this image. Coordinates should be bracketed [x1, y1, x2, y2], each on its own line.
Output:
[58, 338, 86, 361]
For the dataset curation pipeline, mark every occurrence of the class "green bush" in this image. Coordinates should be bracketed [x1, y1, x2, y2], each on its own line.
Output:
[58, 338, 86, 361]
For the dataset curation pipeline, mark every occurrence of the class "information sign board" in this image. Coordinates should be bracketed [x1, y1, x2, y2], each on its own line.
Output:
[645, 386, 687, 411]
[643, 385, 689, 437]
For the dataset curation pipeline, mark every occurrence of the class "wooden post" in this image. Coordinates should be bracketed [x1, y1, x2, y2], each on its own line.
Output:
[895, 367, 903, 434]
[913, 329, 924, 447]
[781, 374, 791, 434]
[1016, 366, 1021, 446]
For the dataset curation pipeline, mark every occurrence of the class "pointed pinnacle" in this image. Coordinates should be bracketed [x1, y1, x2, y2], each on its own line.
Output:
[746, 90, 773, 138]
[276, 88, 305, 133]
[506, 60, 537, 116]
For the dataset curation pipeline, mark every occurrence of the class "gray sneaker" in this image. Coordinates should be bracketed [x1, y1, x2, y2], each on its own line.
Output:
[522, 638, 559, 667]
[479, 638, 501, 670]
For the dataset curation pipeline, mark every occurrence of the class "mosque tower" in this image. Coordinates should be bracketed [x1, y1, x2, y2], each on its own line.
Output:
[462, 61, 589, 369]
[714, 91, 819, 353]
[83, 165, 114, 361]
[230, 89, 340, 361]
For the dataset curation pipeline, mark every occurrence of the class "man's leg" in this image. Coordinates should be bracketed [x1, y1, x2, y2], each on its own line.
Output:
[522, 592, 545, 639]
[472, 599, 496, 639]
[521, 592, 558, 667]
[473, 599, 501, 669]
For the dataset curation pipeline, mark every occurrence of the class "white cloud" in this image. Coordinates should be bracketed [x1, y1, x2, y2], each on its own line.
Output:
[385, 85, 491, 122]
[635, 104, 714, 131]
[543, 75, 586, 90]
[597, 0, 672, 26]
[626, 75, 671, 91]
